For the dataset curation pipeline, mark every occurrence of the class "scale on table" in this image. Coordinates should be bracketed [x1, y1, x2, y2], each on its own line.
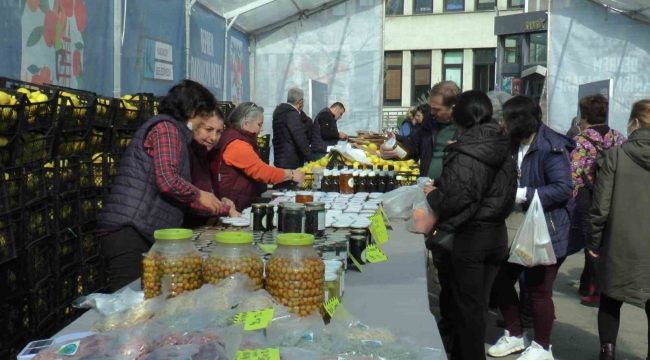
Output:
[17, 332, 95, 360]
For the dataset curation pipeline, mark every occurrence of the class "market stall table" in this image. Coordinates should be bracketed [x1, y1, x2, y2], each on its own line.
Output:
[53, 221, 446, 359]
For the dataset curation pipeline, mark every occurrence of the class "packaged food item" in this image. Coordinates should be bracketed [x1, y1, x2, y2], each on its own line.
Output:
[339, 169, 355, 194]
[91, 296, 166, 332]
[295, 191, 314, 204]
[142, 229, 203, 299]
[203, 232, 264, 290]
[265, 234, 325, 317]
[140, 342, 229, 360]
[281, 204, 305, 233]
[384, 138, 410, 160]
[250, 204, 268, 232]
[304, 202, 326, 237]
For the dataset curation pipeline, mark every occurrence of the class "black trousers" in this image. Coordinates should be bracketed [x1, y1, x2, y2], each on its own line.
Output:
[599, 293, 650, 356]
[450, 225, 509, 360]
[431, 244, 454, 337]
[100, 226, 152, 293]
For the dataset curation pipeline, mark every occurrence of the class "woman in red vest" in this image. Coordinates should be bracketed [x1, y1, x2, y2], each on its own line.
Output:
[212, 102, 306, 211]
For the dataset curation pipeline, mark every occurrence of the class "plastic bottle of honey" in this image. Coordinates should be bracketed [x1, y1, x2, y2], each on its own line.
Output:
[367, 170, 378, 193]
[352, 169, 360, 193]
[357, 170, 367, 193]
[385, 138, 410, 160]
[331, 168, 340, 192]
[378, 166, 388, 193]
[387, 165, 397, 192]
[322, 169, 332, 192]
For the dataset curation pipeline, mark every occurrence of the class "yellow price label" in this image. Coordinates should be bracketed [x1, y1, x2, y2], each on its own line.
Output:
[233, 308, 275, 331]
[324, 297, 340, 317]
[365, 245, 388, 263]
[369, 208, 389, 245]
[235, 348, 280, 360]
[258, 244, 277, 254]
[348, 253, 363, 272]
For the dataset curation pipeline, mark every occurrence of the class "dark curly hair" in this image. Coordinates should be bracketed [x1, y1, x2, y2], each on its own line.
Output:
[157, 80, 218, 123]
[503, 96, 543, 143]
[453, 90, 493, 129]
[579, 94, 608, 125]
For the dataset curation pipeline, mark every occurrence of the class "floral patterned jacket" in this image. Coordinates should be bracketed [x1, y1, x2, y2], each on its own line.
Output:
[570, 127, 626, 197]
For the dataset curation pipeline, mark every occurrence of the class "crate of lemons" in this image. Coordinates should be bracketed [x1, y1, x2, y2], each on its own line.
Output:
[0, 90, 22, 133]
[298, 143, 420, 176]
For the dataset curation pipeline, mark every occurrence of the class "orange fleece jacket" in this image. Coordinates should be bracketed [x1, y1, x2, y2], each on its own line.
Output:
[222, 139, 286, 184]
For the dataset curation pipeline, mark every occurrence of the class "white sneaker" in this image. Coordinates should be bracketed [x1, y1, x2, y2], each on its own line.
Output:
[488, 330, 526, 357]
[517, 341, 554, 360]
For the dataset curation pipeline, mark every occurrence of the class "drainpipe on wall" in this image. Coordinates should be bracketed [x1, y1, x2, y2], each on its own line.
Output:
[113, 0, 123, 97]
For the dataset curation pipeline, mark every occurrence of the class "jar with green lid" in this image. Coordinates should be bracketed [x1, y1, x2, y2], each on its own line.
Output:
[142, 228, 203, 299]
[266, 233, 325, 317]
[203, 232, 264, 290]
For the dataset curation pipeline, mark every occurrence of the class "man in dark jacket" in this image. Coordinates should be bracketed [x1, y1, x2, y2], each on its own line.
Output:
[380, 80, 461, 346]
[272, 87, 316, 170]
[314, 102, 347, 148]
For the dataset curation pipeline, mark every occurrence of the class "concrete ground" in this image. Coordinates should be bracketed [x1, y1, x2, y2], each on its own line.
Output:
[427, 253, 648, 360]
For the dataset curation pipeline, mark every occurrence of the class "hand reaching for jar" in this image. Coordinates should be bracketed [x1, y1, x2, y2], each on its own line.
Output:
[292, 170, 306, 184]
[199, 190, 223, 215]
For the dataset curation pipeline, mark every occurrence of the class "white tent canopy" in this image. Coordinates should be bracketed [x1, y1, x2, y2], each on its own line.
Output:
[590, 0, 650, 23]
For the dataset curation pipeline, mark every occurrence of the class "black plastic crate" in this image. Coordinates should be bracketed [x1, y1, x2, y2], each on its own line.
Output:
[33, 314, 56, 341]
[22, 95, 58, 132]
[80, 221, 100, 260]
[82, 255, 106, 295]
[0, 212, 17, 265]
[113, 93, 155, 130]
[86, 127, 111, 155]
[24, 162, 47, 204]
[79, 155, 103, 189]
[14, 127, 56, 165]
[0, 77, 51, 93]
[0, 88, 27, 135]
[45, 156, 80, 196]
[217, 101, 236, 122]
[0, 133, 20, 168]
[104, 153, 122, 188]
[55, 91, 97, 131]
[56, 300, 83, 330]
[0, 257, 26, 302]
[0, 297, 31, 356]
[0, 165, 22, 212]
[110, 129, 135, 153]
[48, 192, 79, 233]
[29, 277, 56, 333]
[0, 332, 29, 360]
[55, 227, 81, 269]
[23, 199, 49, 248]
[80, 189, 102, 224]
[56, 262, 82, 305]
[23, 236, 52, 287]
[56, 129, 88, 156]
[93, 96, 117, 128]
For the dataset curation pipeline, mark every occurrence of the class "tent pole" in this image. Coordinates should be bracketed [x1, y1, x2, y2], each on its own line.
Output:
[223, 14, 238, 102]
[186, 0, 197, 81]
[113, 0, 122, 97]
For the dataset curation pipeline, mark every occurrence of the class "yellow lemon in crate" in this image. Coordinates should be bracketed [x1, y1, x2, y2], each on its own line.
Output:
[368, 143, 378, 151]
[399, 166, 411, 172]
[17, 88, 31, 96]
[0, 91, 10, 105]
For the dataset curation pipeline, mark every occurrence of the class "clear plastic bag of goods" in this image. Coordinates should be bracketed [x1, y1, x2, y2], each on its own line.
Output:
[34, 325, 151, 360]
[379, 182, 427, 219]
[278, 347, 321, 360]
[73, 287, 145, 315]
[139, 342, 231, 360]
[330, 143, 373, 166]
[90, 296, 166, 332]
[408, 197, 435, 235]
[508, 190, 558, 267]
[337, 339, 442, 360]
[264, 306, 325, 348]
[236, 289, 281, 312]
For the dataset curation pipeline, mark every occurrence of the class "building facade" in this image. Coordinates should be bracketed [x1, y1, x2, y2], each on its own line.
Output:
[382, 0, 549, 128]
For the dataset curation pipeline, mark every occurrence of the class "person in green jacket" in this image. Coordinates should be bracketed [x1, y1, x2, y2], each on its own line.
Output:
[587, 99, 650, 360]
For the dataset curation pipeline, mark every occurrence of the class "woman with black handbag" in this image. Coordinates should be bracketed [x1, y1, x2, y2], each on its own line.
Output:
[425, 90, 517, 359]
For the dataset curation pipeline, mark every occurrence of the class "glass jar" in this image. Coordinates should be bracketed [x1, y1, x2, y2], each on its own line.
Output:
[251, 204, 268, 232]
[296, 191, 314, 204]
[271, 192, 285, 200]
[266, 234, 325, 317]
[142, 229, 203, 299]
[265, 204, 275, 231]
[339, 169, 354, 194]
[385, 138, 410, 160]
[331, 170, 340, 192]
[324, 259, 344, 298]
[203, 232, 264, 290]
[348, 235, 367, 269]
[282, 203, 305, 233]
[277, 202, 290, 232]
[305, 202, 326, 237]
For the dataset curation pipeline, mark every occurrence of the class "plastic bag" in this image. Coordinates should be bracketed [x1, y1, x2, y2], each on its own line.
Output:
[379, 182, 427, 219]
[330, 143, 373, 166]
[91, 296, 166, 332]
[508, 190, 557, 267]
[265, 307, 324, 348]
[73, 288, 145, 315]
[140, 342, 231, 360]
[279, 347, 321, 360]
[408, 199, 435, 234]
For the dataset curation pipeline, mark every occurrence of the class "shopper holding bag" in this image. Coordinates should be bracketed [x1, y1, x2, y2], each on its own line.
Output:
[489, 96, 575, 360]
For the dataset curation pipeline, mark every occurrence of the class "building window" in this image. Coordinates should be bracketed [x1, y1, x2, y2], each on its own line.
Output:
[528, 33, 547, 63]
[443, 51, 463, 88]
[504, 36, 522, 64]
[384, 52, 403, 106]
[508, 0, 524, 8]
[474, 49, 495, 93]
[414, 0, 433, 13]
[412, 51, 431, 105]
[476, 0, 496, 10]
[386, 0, 403, 15]
[445, 0, 464, 11]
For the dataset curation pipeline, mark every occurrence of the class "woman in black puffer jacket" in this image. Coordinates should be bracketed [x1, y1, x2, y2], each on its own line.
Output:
[426, 90, 517, 360]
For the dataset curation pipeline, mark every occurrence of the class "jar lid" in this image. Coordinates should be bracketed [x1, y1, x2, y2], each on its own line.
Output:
[325, 272, 338, 281]
[215, 232, 254, 244]
[277, 233, 315, 246]
[350, 235, 366, 241]
[154, 228, 193, 240]
[297, 191, 313, 196]
[386, 138, 397, 147]
[306, 202, 326, 209]
[252, 203, 266, 208]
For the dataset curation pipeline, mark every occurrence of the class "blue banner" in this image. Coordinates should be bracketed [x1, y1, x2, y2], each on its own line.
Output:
[228, 28, 250, 104]
[189, 3, 226, 97]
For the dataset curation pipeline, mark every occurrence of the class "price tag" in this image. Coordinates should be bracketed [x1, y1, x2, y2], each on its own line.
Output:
[365, 245, 388, 263]
[234, 308, 275, 331]
[369, 208, 389, 246]
[258, 244, 277, 254]
[348, 253, 363, 272]
[236, 348, 280, 360]
[324, 297, 340, 317]
[380, 205, 393, 229]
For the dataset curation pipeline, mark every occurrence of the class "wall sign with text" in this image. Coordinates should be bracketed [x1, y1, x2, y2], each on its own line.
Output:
[144, 38, 174, 81]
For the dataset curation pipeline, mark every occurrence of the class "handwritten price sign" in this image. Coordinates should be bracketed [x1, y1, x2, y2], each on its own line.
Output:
[365, 245, 388, 263]
[324, 297, 341, 317]
[236, 348, 280, 360]
[369, 208, 389, 246]
[234, 308, 274, 331]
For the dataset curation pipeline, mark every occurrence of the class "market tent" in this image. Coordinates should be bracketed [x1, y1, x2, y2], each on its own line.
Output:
[589, 0, 650, 23]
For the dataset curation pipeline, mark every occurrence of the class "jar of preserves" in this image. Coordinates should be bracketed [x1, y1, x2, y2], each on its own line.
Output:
[251, 204, 268, 232]
[384, 138, 410, 160]
[296, 191, 314, 204]
[142, 229, 203, 299]
[265, 204, 275, 231]
[265, 234, 325, 317]
[305, 202, 326, 237]
[203, 232, 264, 290]
[277, 202, 290, 232]
[348, 235, 367, 270]
[339, 169, 354, 194]
[282, 203, 306, 233]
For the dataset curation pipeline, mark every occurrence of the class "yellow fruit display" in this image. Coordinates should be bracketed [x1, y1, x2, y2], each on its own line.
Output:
[16, 88, 31, 96]
[0, 91, 10, 105]
[368, 143, 378, 151]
